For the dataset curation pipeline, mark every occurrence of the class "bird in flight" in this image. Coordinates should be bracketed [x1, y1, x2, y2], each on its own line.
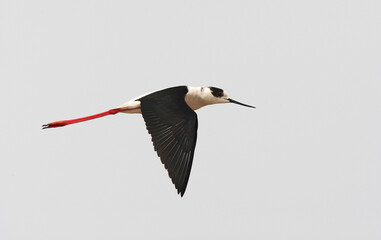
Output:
[43, 86, 255, 196]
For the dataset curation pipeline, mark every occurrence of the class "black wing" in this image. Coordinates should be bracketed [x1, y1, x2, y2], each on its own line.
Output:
[138, 86, 198, 196]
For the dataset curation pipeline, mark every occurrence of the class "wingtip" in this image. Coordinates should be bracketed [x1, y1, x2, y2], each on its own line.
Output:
[176, 186, 186, 197]
[180, 189, 185, 197]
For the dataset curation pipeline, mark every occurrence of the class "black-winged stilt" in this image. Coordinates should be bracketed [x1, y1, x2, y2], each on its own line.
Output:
[43, 86, 255, 196]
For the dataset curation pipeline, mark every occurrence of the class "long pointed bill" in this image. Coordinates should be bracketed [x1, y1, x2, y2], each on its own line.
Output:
[42, 108, 122, 129]
[227, 98, 256, 108]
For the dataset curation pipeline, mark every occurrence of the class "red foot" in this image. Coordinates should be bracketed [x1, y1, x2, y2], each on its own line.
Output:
[42, 121, 67, 129]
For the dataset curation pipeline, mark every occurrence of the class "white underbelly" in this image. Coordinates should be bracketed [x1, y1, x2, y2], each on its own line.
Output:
[118, 100, 142, 114]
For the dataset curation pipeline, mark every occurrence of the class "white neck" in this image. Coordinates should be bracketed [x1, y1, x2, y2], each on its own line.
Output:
[184, 86, 206, 110]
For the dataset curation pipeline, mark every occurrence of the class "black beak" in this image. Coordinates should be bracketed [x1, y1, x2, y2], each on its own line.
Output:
[227, 98, 256, 108]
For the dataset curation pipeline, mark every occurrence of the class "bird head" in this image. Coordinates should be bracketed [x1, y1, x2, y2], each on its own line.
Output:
[204, 86, 255, 108]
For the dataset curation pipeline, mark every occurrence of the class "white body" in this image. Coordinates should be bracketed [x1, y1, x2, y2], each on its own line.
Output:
[118, 86, 229, 114]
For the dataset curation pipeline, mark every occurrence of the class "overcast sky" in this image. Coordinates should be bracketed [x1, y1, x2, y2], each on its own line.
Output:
[1, 0, 381, 239]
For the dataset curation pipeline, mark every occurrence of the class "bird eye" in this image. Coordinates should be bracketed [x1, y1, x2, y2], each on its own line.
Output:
[209, 87, 224, 98]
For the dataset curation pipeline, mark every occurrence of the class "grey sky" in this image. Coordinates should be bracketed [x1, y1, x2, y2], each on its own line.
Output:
[1, 0, 381, 239]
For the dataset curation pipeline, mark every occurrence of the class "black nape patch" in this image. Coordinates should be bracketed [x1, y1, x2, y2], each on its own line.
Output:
[209, 87, 224, 98]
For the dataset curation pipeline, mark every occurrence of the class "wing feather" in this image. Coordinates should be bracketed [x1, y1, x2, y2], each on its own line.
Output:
[139, 86, 198, 196]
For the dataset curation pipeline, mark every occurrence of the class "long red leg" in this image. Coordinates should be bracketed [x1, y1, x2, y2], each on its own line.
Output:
[42, 108, 122, 129]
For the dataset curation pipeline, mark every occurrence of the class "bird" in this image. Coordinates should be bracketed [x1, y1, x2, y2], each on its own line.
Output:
[42, 86, 255, 196]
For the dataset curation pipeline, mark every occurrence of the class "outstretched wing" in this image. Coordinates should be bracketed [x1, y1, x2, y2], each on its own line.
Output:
[138, 86, 198, 196]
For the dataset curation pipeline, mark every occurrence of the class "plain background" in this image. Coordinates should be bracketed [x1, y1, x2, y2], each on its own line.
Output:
[1, 0, 381, 239]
